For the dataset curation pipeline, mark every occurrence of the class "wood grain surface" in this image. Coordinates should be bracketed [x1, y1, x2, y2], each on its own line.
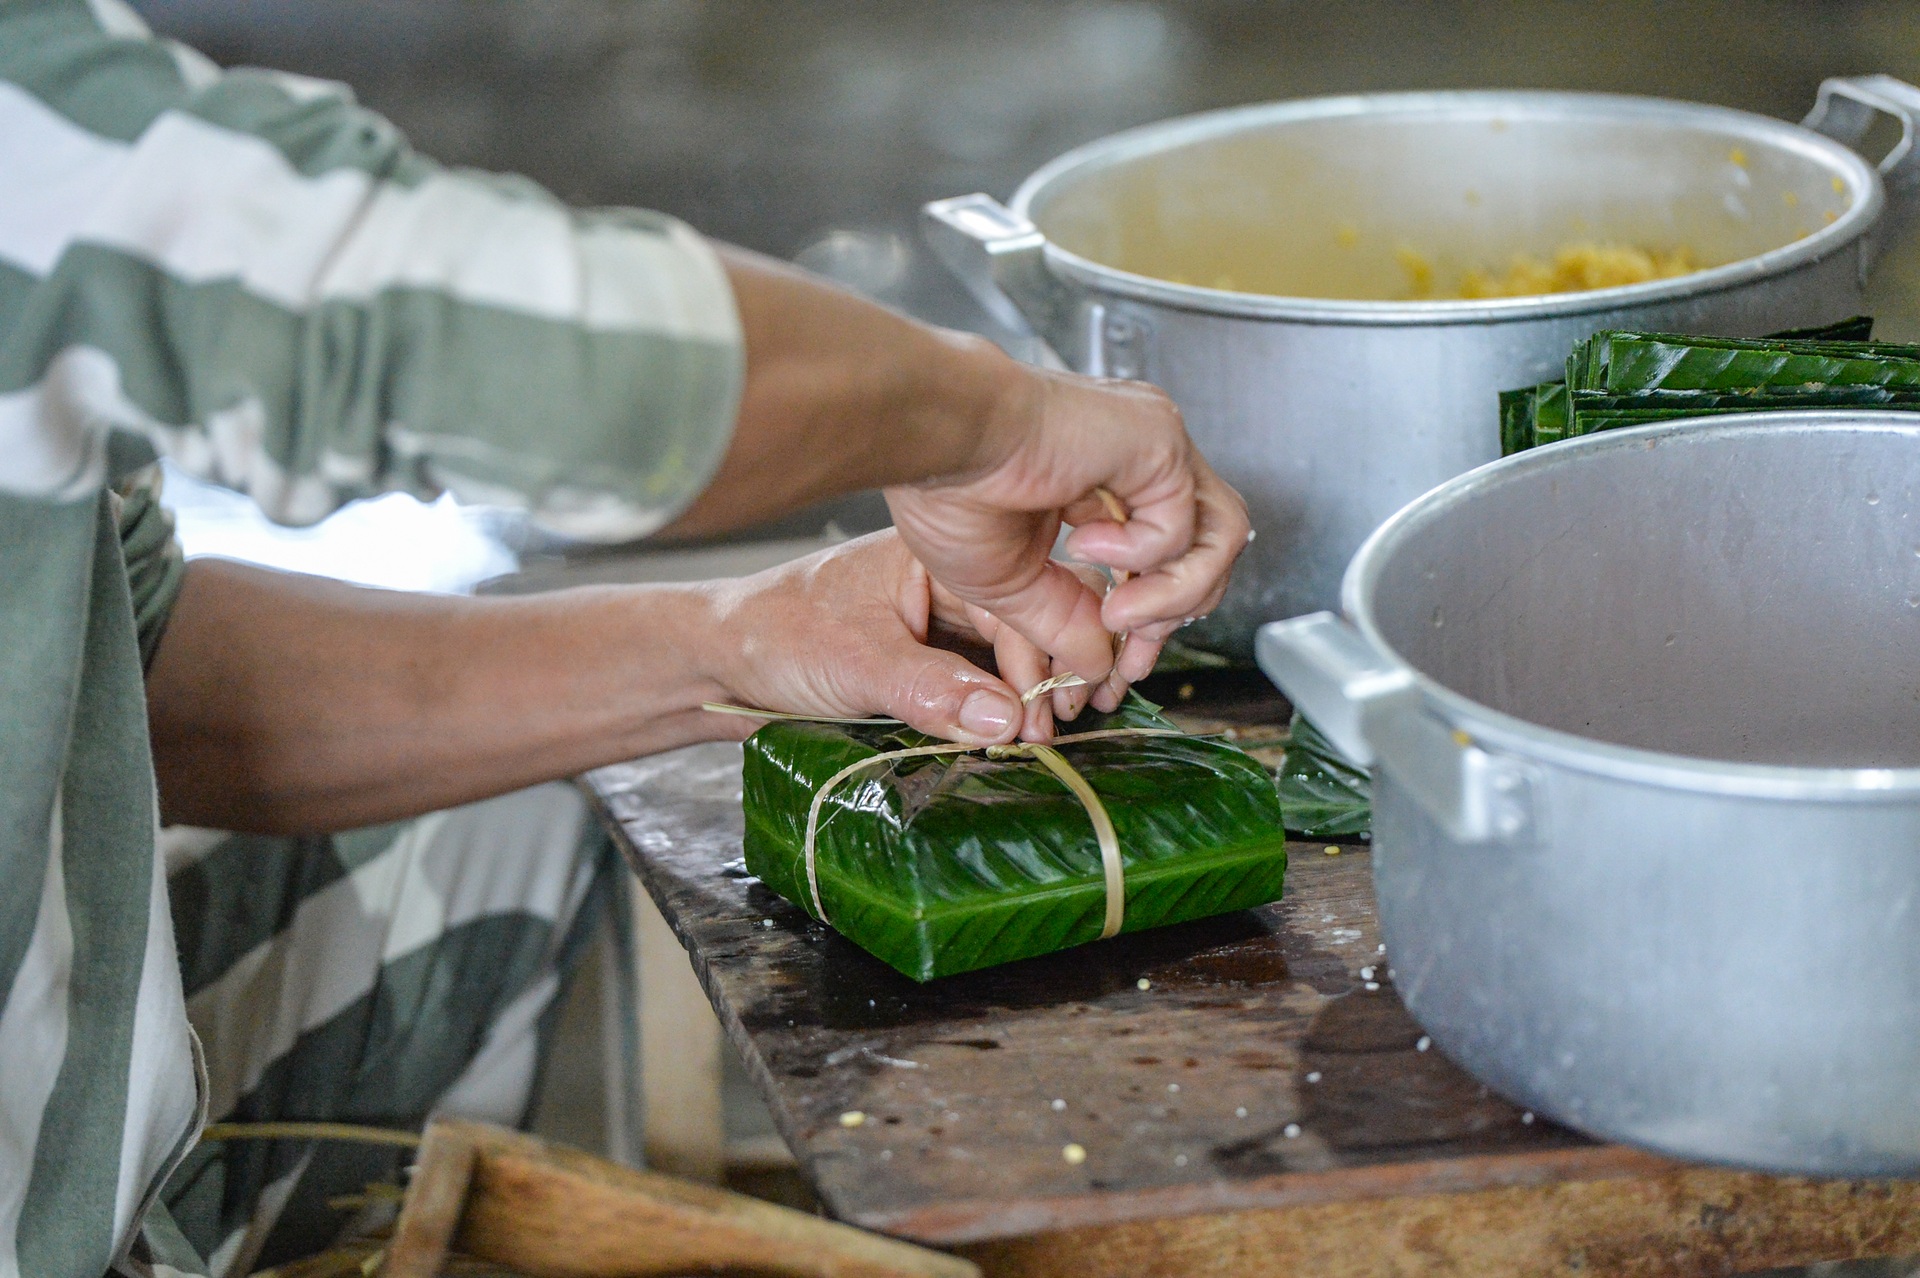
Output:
[391, 1118, 979, 1278]
[583, 679, 1920, 1274]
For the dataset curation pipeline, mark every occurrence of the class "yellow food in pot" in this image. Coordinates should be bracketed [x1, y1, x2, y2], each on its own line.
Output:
[1398, 241, 1699, 300]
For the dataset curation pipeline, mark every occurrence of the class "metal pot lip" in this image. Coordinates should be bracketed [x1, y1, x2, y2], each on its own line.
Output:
[1010, 89, 1885, 328]
[1342, 410, 1920, 800]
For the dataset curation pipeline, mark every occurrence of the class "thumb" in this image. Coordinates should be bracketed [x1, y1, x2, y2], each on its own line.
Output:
[852, 637, 1022, 746]
[966, 560, 1119, 686]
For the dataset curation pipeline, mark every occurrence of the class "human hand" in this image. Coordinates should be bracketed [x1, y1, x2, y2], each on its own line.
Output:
[885, 362, 1250, 718]
[703, 530, 1110, 746]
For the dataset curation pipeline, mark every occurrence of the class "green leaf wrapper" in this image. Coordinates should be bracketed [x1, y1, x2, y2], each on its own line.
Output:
[741, 695, 1289, 982]
[1576, 332, 1920, 395]
[1274, 712, 1373, 839]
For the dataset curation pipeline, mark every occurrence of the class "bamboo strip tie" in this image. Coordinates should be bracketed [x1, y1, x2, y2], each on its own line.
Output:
[198, 1121, 423, 1149]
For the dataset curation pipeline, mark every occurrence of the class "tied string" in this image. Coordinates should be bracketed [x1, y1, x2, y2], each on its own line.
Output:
[703, 703, 1181, 940]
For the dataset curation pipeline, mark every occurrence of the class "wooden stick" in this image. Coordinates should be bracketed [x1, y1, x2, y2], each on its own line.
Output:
[382, 1121, 476, 1278]
[382, 1118, 977, 1278]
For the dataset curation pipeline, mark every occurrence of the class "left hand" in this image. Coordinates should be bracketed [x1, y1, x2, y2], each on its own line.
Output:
[704, 530, 1109, 745]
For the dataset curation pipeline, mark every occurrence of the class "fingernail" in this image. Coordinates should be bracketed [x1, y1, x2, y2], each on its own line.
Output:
[959, 689, 1017, 739]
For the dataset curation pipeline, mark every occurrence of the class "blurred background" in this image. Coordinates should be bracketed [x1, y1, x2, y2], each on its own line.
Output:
[134, 0, 1920, 340]
[132, 0, 1920, 586]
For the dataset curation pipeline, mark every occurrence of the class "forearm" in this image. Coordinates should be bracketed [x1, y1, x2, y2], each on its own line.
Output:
[659, 246, 1024, 538]
[146, 559, 732, 834]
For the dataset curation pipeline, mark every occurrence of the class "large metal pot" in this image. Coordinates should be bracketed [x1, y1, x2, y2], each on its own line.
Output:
[926, 77, 1920, 658]
[1256, 411, 1920, 1177]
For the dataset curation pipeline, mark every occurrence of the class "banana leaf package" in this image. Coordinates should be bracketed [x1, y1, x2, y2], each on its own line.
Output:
[1498, 316, 1920, 454]
[741, 694, 1289, 982]
[1273, 711, 1372, 839]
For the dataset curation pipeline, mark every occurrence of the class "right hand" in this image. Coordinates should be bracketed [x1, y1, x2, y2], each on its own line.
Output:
[886, 358, 1250, 716]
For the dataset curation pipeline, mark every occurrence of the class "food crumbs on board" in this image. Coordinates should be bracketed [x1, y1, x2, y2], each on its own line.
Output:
[1284, 1123, 1302, 1139]
[1174, 1153, 1189, 1167]
[1728, 146, 1748, 168]
[1137, 978, 1152, 991]
[1323, 846, 1341, 856]
[1306, 1071, 1322, 1084]
[839, 1111, 866, 1128]
[1417, 1036, 1432, 1052]
[1522, 1111, 1536, 1125]
[1050, 1098, 1067, 1111]
[1062, 1143, 1088, 1165]
[1168, 1083, 1180, 1094]
[1177, 683, 1195, 701]
[1235, 1106, 1249, 1118]
[1377, 944, 1388, 955]
[762, 919, 774, 928]
[1360, 966, 1375, 980]
[1365, 981, 1381, 992]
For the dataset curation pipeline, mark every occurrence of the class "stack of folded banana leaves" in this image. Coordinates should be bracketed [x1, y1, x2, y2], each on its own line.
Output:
[1497, 316, 1920, 454]
[1272, 712, 1371, 840]
[742, 694, 1290, 982]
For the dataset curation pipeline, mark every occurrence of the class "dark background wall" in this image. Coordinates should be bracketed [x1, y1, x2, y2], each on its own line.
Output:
[132, 0, 1920, 340]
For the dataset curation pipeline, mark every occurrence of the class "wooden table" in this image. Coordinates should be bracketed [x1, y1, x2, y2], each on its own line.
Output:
[584, 681, 1920, 1277]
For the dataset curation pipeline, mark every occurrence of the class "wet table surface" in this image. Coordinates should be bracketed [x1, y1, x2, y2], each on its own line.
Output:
[583, 675, 1920, 1275]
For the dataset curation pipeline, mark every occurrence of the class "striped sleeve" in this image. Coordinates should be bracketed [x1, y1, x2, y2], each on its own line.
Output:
[112, 466, 185, 670]
[0, 0, 744, 541]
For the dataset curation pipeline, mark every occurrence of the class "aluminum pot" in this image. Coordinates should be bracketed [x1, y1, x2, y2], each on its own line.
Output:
[1256, 411, 1920, 1177]
[925, 77, 1920, 658]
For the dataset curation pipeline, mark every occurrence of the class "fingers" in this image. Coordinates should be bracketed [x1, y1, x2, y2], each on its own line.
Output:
[1057, 468, 1195, 577]
[1047, 382, 1197, 574]
[963, 557, 1120, 687]
[712, 531, 1025, 747]
[984, 609, 1056, 742]
[1099, 455, 1250, 634]
[1098, 630, 1167, 710]
[1050, 667, 1094, 725]
[890, 363, 1248, 693]
[877, 647, 1024, 745]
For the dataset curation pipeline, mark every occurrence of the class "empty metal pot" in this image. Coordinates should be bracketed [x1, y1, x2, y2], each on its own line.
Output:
[1258, 411, 1920, 1176]
[927, 77, 1920, 657]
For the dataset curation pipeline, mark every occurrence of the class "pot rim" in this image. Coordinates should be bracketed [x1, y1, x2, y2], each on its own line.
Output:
[1342, 410, 1920, 800]
[1010, 90, 1885, 327]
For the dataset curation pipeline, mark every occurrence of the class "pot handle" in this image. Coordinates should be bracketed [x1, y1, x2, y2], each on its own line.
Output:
[921, 194, 1076, 367]
[1257, 614, 1539, 844]
[1803, 75, 1920, 251]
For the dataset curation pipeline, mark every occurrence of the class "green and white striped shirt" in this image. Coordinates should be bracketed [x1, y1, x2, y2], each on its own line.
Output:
[0, 1, 743, 1272]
